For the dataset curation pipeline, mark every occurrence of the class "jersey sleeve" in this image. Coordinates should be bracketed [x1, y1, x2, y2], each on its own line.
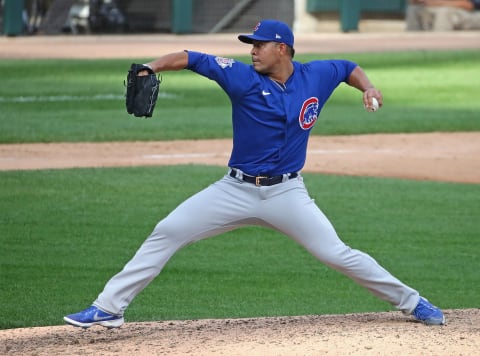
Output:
[186, 51, 252, 98]
[305, 59, 358, 95]
[323, 59, 357, 84]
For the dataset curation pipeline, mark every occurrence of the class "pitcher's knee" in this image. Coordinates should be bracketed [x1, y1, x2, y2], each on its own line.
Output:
[149, 219, 197, 248]
[312, 244, 361, 270]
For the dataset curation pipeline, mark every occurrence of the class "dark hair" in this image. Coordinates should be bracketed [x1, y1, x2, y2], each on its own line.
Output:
[288, 45, 295, 58]
[276, 42, 295, 58]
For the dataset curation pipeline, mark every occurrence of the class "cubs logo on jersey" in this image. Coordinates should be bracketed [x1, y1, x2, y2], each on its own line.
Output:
[215, 57, 235, 69]
[298, 97, 319, 130]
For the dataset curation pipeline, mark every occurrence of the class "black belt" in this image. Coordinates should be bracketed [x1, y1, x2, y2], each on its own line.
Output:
[229, 169, 298, 186]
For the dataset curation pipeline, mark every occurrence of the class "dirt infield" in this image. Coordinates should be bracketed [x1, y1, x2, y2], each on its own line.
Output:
[2, 31, 480, 58]
[1, 132, 480, 183]
[2, 310, 480, 356]
[1, 32, 479, 355]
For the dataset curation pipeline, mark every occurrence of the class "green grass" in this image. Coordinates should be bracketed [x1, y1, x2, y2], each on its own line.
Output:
[1, 166, 479, 329]
[1, 49, 479, 330]
[1, 50, 480, 143]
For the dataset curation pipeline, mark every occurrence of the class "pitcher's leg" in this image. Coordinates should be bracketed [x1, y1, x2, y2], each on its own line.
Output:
[95, 178, 250, 315]
[260, 179, 419, 314]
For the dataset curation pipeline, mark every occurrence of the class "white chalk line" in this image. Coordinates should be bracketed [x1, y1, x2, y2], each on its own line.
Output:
[0, 92, 178, 103]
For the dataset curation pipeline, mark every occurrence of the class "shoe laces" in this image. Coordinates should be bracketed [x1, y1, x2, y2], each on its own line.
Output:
[413, 298, 439, 318]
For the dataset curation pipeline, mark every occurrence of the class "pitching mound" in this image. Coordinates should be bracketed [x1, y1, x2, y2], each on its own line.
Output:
[2, 309, 479, 355]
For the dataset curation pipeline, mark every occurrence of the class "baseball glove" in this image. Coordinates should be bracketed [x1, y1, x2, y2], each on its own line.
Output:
[125, 63, 161, 118]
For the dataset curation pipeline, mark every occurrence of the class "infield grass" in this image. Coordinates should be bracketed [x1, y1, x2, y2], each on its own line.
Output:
[1, 49, 479, 329]
[0, 50, 480, 143]
[1, 166, 479, 329]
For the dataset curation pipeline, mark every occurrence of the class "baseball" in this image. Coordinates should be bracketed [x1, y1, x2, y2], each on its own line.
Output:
[365, 97, 379, 112]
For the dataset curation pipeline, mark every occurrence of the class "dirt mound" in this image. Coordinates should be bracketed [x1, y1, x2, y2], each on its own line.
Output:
[2, 309, 479, 355]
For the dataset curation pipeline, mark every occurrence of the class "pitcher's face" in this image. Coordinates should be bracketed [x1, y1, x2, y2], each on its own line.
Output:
[250, 41, 283, 75]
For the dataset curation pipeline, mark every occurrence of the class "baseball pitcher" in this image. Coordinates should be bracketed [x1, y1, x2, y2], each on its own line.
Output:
[64, 19, 445, 329]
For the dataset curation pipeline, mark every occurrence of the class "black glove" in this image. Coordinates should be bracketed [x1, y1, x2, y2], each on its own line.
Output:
[125, 63, 161, 118]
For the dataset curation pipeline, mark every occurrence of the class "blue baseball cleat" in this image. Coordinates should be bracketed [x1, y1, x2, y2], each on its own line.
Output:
[64, 305, 124, 329]
[411, 297, 445, 325]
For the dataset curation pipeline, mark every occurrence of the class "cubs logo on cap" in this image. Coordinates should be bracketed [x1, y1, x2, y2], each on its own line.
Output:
[238, 19, 294, 48]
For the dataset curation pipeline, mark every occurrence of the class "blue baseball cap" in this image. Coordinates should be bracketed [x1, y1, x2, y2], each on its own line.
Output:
[238, 19, 294, 48]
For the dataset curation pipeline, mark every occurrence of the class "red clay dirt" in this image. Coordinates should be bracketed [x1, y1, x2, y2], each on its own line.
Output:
[0, 32, 479, 355]
[1, 132, 479, 183]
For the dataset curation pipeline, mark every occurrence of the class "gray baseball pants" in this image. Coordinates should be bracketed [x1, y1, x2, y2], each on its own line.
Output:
[94, 172, 420, 316]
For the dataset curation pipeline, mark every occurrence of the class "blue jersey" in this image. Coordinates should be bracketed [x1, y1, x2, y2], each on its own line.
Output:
[187, 51, 357, 176]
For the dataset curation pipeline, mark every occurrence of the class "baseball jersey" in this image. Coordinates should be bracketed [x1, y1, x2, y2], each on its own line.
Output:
[186, 51, 357, 176]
